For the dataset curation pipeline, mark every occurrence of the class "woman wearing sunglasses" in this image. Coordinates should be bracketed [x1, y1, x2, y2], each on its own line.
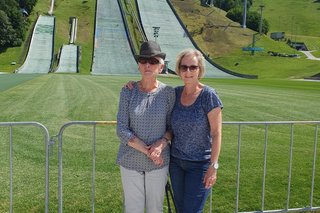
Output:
[169, 49, 223, 213]
[116, 41, 175, 213]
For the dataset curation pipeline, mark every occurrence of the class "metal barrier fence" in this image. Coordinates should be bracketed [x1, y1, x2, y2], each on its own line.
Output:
[0, 122, 50, 213]
[1, 121, 319, 212]
[224, 121, 320, 213]
[55, 121, 319, 213]
[56, 121, 116, 213]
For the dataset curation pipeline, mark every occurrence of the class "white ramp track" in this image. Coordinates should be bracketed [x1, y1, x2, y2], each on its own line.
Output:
[137, 0, 236, 78]
[56, 44, 78, 73]
[17, 15, 55, 74]
[91, 0, 138, 75]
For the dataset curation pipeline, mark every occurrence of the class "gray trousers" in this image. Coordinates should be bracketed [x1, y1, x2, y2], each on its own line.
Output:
[120, 166, 169, 213]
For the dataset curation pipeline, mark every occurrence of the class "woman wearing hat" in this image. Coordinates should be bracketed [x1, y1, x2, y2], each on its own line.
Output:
[116, 40, 175, 213]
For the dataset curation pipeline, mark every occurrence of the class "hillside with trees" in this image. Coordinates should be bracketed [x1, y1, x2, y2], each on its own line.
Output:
[0, 0, 37, 48]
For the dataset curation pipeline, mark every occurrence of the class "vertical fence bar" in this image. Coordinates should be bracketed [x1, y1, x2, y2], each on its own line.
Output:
[261, 124, 268, 212]
[235, 124, 242, 213]
[209, 185, 212, 213]
[58, 131, 63, 213]
[286, 124, 294, 211]
[310, 124, 318, 208]
[92, 124, 97, 213]
[9, 126, 13, 213]
[45, 128, 50, 213]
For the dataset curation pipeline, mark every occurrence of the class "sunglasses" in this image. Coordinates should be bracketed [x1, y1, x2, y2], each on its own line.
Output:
[138, 57, 160, 65]
[179, 65, 199, 72]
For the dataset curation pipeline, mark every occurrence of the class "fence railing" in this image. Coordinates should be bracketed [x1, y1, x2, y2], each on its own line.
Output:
[1, 121, 319, 212]
[223, 121, 320, 213]
[55, 121, 116, 213]
[0, 122, 50, 213]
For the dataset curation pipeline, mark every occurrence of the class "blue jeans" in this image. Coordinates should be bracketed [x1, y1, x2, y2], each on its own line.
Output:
[169, 156, 211, 213]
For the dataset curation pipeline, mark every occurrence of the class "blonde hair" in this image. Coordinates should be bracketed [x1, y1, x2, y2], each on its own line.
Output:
[175, 49, 205, 78]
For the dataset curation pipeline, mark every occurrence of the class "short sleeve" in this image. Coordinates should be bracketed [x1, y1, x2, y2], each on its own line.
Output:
[202, 86, 223, 114]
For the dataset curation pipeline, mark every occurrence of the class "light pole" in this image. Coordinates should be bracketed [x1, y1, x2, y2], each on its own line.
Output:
[259, 5, 265, 35]
[153, 26, 160, 42]
[242, 0, 247, 28]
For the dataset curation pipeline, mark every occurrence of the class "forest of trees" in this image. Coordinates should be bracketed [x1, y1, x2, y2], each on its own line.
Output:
[0, 0, 37, 48]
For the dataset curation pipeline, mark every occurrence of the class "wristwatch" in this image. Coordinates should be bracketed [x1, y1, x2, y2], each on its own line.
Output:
[209, 162, 219, 170]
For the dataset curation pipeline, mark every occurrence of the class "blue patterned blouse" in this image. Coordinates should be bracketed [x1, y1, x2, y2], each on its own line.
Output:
[171, 85, 223, 161]
[116, 81, 175, 172]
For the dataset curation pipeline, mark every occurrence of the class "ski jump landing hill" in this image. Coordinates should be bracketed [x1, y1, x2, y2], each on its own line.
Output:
[17, 0, 255, 78]
[16, 14, 78, 73]
[16, 15, 55, 74]
[92, 0, 256, 78]
[91, 0, 138, 75]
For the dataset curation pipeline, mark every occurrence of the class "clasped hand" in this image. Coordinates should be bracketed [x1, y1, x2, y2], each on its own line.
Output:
[146, 139, 165, 166]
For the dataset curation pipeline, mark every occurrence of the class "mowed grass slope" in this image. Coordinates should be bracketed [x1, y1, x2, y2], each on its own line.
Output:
[0, 74, 319, 212]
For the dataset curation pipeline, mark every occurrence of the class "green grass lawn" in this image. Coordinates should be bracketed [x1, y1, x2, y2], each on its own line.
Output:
[0, 74, 319, 212]
[252, 0, 320, 37]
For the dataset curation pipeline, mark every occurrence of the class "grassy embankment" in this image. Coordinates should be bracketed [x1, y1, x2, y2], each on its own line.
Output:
[0, 75, 319, 212]
[171, 0, 320, 79]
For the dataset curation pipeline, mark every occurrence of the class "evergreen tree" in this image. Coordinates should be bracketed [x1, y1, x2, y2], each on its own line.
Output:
[0, 0, 26, 48]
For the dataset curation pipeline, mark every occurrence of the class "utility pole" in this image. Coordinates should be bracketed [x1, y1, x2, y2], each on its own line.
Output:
[259, 4, 265, 35]
[242, 0, 247, 28]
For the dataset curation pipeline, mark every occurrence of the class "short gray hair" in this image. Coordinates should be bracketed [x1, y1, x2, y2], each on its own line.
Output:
[155, 57, 165, 65]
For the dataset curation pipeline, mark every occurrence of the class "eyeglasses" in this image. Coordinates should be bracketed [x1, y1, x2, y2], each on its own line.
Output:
[179, 65, 199, 72]
[138, 57, 160, 65]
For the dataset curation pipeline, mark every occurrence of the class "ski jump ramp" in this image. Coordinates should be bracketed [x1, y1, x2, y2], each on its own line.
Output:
[136, 0, 243, 78]
[17, 15, 55, 74]
[91, 0, 137, 75]
[56, 44, 78, 73]
[92, 0, 251, 78]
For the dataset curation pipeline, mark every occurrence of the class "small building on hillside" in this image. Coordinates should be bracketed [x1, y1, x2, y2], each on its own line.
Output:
[270, 32, 285, 41]
[287, 41, 308, 51]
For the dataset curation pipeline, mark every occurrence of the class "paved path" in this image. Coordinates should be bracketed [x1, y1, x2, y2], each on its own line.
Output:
[17, 15, 55, 74]
[300, 51, 320, 61]
[137, 0, 236, 78]
[91, 0, 138, 75]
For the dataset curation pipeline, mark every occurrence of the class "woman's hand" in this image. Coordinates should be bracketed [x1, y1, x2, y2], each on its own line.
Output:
[148, 138, 168, 159]
[203, 167, 217, 189]
[123, 81, 135, 90]
[150, 155, 164, 166]
[146, 138, 168, 166]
